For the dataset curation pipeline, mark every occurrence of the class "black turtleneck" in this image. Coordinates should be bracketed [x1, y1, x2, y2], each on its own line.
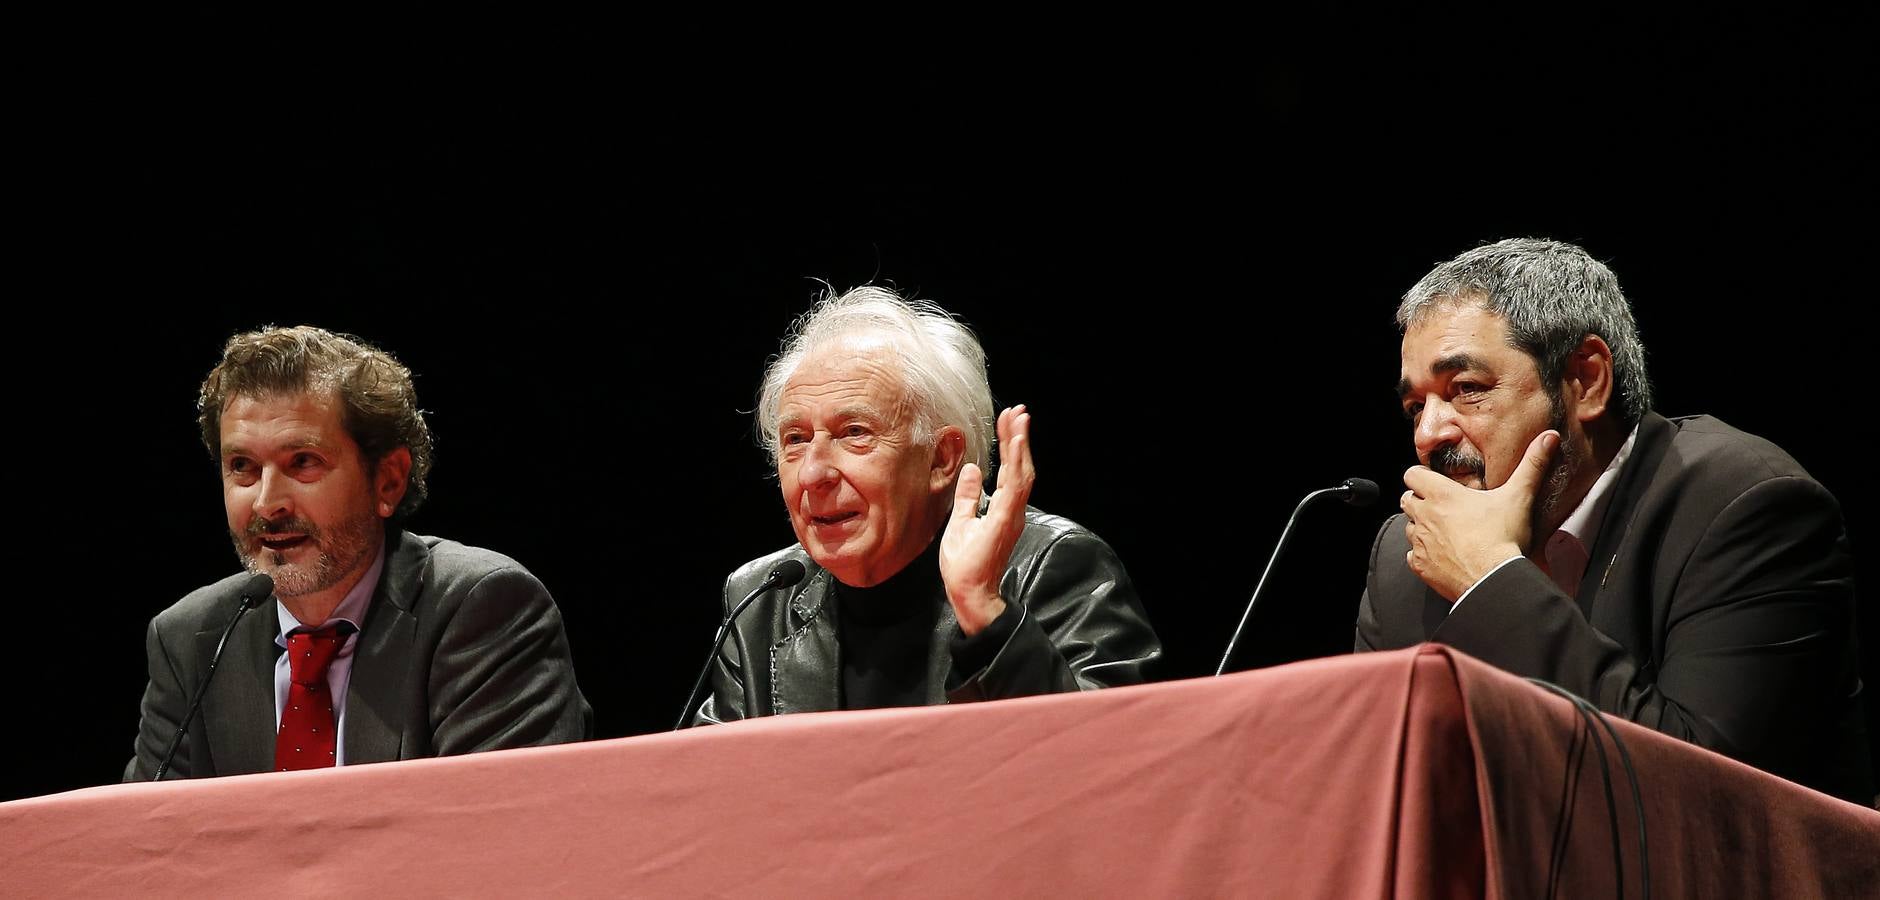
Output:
[834, 538, 1016, 709]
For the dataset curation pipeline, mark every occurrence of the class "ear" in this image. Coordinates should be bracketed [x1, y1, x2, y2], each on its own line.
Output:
[1563, 334, 1615, 424]
[928, 425, 967, 494]
[374, 447, 413, 518]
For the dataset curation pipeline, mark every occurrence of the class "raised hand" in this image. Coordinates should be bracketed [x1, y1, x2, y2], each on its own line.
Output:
[938, 405, 1035, 635]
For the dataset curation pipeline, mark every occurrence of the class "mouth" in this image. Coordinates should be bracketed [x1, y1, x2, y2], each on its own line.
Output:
[1429, 447, 1486, 486]
[258, 534, 311, 552]
[1442, 469, 1487, 490]
[809, 511, 860, 528]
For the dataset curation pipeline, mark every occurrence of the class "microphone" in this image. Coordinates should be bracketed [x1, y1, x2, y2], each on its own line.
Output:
[673, 559, 809, 730]
[153, 572, 274, 781]
[1333, 477, 1379, 507]
[1215, 478, 1378, 676]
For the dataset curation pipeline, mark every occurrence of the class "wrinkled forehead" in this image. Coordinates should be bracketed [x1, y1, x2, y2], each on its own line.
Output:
[218, 388, 354, 450]
[1397, 303, 1532, 389]
[222, 385, 347, 428]
[782, 336, 915, 413]
[1401, 301, 1515, 358]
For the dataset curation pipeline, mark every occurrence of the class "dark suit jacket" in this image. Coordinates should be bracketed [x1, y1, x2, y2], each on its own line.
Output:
[1357, 412, 1872, 803]
[125, 529, 591, 780]
[697, 508, 1161, 722]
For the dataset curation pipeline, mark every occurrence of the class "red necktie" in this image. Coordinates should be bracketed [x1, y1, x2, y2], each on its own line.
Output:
[275, 626, 348, 772]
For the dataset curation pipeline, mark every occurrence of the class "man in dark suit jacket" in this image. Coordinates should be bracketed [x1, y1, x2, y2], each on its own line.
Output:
[125, 326, 589, 781]
[1356, 239, 1870, 804]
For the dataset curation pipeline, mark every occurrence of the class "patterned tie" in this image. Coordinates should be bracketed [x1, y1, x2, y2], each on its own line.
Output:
[275, 625, 350, 772]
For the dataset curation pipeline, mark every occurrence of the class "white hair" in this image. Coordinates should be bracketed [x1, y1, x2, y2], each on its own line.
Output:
[757, 285, 995, 473]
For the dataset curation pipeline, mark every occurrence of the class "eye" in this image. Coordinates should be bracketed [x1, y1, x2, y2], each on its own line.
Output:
[843, 424, 869, 438]
[1402, 401, 1423, 421]
[1454, 380, 1486, 397]
[291, 452, 321, 469]
[225, 456, 258, 484]
[781, 430, 807, 446]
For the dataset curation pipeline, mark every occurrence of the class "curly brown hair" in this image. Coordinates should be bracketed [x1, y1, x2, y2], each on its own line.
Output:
[198, 325, 433, 520]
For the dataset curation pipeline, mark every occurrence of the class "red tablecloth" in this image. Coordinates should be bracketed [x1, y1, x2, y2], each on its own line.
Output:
[5, 646, 1874, 897]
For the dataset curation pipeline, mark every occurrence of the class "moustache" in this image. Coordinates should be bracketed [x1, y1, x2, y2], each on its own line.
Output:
[1429, 444, 1485, 481]
[244, 516, 322, 541]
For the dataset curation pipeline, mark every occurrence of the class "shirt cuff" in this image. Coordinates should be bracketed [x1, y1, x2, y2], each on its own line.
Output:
[1451, 556, 1525, 612]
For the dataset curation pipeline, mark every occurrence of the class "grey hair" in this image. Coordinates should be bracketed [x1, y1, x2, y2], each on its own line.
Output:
[1397, 238, 1652, 428]
[756, 285, 996, 473]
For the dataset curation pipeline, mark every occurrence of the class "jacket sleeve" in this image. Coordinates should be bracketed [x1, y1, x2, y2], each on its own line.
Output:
[426, 566, 592, 753]
[1353, 515, 1396, 653]
[1430, 475, 1858, 782]
[947, 529, 1161, 703]
[124, 616, 189, 782]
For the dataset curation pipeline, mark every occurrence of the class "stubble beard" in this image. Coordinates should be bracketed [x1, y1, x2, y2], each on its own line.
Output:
[1426, 406, 1582, 539]
[233, 506, 381, 599]
[1531, 390, 1582, 532]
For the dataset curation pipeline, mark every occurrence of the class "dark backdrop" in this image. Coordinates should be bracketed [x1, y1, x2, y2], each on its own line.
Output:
[9, 18, 1873, 800]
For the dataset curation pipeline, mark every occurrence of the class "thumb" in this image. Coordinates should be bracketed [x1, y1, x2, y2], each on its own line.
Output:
[1506, 429, 1559, 497]
[952, 463, 984, 523]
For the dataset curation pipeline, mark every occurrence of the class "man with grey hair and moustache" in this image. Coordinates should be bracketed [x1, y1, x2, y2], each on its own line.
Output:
[693, 287, 1160, 722]
[126, 325, 590, 780]
[1357, 238, 1871, 803]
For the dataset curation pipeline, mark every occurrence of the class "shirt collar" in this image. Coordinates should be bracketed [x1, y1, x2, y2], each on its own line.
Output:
[1556, 422, 1640, 550]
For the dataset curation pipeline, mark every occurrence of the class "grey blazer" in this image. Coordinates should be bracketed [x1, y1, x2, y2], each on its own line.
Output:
[125, 529, 591, 780]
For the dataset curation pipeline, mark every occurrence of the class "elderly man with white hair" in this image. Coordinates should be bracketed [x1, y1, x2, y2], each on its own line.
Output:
[694, 287, 1160, 722]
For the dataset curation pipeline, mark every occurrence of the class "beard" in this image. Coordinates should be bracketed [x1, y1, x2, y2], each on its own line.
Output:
[231, 506, 380, 599]
[1535, 429, 1581, 523]
[1533, 393, 1582, 525]
[1429, 409, 1582, 532]
[1429, 442, 1488, 487]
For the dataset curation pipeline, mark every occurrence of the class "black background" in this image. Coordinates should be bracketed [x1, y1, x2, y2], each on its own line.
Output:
[8, 15, 1873, 800]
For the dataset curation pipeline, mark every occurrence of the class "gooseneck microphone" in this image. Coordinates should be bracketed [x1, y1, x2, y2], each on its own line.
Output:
[1215, 478, 1378, 676]
[673, 559, 809, 730]
[153, 572, 274, 781]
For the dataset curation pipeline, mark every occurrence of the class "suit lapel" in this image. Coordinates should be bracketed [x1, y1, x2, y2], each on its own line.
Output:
[771, 569, 840, 715]
[200, 598, 279, 777]
[1574, 412, 1674, 619]
[343, 530, 421, 764]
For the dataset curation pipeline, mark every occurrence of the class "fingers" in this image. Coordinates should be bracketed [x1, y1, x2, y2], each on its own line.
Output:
[996, 404, 1025, 444]
[1504, 429, 1560, 497]
[1402, 464, 1447, 496]
[1003, 406, 1033, 490]
[976, 406, 1031, 535]
[993, 403, 1035, 494]
[952, 463, 985, 523]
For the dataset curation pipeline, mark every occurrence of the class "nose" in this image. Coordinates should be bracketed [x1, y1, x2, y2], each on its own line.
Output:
[798, 433, 842, 491]
[1412, 397, 1462, 461]
[252, 465, 295, 522]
